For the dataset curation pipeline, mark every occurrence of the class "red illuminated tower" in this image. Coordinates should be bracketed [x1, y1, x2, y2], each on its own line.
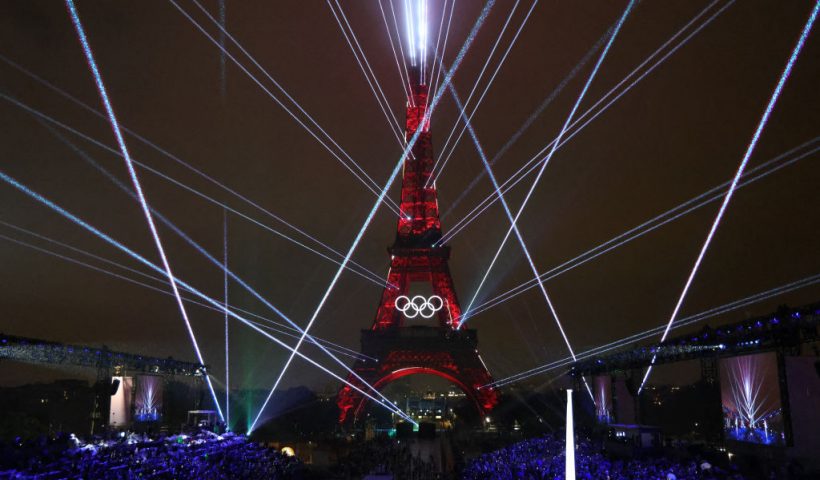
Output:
[337, 68, 498, 423]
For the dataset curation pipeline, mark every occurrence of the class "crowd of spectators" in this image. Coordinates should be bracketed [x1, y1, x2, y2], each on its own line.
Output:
[0, 430, 302, 479]
[333, 438, 439, 479]
[462, 433, 745, 480]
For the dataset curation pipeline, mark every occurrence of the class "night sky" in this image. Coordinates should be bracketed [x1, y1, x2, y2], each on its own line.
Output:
[1, 0, 818, 395]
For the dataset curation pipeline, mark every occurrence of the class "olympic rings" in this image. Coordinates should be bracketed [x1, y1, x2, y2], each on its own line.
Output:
[394, 295, 444, 319]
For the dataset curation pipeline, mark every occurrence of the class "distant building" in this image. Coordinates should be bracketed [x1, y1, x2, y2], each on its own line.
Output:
[388, 389, 458, 428]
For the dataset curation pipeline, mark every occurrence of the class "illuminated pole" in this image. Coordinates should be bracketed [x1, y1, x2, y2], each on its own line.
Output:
[224, 209, 230, 429]
[566, 388, 576, 480]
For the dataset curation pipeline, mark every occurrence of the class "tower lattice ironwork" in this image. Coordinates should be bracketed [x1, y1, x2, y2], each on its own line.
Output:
[337, 68, 498, 423]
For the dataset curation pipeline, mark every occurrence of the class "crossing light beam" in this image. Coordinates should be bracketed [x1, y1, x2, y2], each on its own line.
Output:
[247, 0, 497, 434]
[64, 0, 224, 420]
[638, 0, 820, 394]
[0, 169, 415, 424]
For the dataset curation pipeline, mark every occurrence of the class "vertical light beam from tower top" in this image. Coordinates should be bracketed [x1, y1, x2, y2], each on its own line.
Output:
[404, 0, 429, 78]
[247, 0, 497, 434]
[638, 0, 820, 394]
[64, 0, 224, 420]
[404, 0, 417, 66]
[418, 0, 428, 82]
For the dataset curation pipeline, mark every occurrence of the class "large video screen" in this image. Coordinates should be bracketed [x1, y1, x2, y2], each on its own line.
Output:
[134, 375, 163, 422]
[719, 353, 784, 445]
[593, 376, 613, 424]
[109, 376, 133, 427]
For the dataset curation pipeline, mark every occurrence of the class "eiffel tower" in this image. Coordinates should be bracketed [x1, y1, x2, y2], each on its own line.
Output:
[337, 67, 498, 423]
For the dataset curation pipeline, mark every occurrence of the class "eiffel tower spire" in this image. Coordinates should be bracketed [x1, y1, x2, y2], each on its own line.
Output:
[396, 65, 442, 246]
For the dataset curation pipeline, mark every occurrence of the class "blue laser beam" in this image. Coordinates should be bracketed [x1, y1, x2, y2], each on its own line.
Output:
[447, 0, 735, 240]
[378, 0, 412, 100]
[468, 139, 820, 319]
[431, 0, 456, 105]
[418, 0, 428, 81]
[0, 81, 391, 292]
[446, 79, 593, 400]
[460, 0, 636, 326]
[427, 0, 524, 187]
[44, 124, 402, 419]
[0, 169, 413, 422]
[187, 0, 404, 213]
[0, 218, 374, 363]
[639, 0, 820, 394]
[247, 0, 497, 433]
[0, 28, 396, 286]
[170, 0, 403, 217]
[218, 0, 226, 100]
[0, 228, 369, 365]
[330, 0, 404, 143]
[404, 0, 417, 66]
[442, 21, 612, 218]
[0, 90, 393, 290]
[23, 120, 376, 362]
[388, 0, 416, 106]
[439, 0, 730, 244]
[65, 0, 223, 420]
[430, 0, 538, 187]
[487, 272, 820, 387]
[0, 222, 372, 364]
[426, 0, 449, 110]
